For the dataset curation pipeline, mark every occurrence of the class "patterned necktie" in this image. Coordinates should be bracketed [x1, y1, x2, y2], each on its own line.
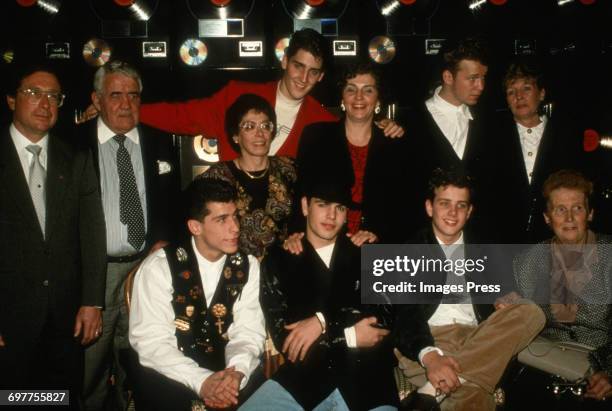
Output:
[25, 145, 46, 238]
[114, 134, 145, 250]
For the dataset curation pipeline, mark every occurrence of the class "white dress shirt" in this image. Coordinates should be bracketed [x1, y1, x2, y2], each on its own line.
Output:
[96, 118, 148, 255]
[129, 238, 265, 395]
[516, 116, 547, 184]
[270, 82, 302, 155]
[418, 232, 478, 365]
[313, 242, 359, 348]
[425, 86, 473, 159]
[10, 123, 48, 179]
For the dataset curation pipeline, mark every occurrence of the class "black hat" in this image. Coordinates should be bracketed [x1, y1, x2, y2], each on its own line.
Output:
[302, 172, 353, 208]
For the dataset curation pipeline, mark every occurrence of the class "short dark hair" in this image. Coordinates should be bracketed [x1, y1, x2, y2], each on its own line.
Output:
[285, 28, 330, 72]
[440, 37, 489, 77]
[426, 167, 474, 202]
[338, 60, 384, 105]
[225, 94, 276, 154]
[186, 178, 238, 221]
[543, 170, 593, 211]
[7, 62, 62, 97]
[502, 58, 544, 91]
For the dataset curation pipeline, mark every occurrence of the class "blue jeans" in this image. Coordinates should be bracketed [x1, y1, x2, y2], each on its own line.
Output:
[240, 379, 397, 411]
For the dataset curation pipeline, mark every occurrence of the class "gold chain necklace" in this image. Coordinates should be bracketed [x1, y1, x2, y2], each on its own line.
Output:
[235, 159, 269, 179]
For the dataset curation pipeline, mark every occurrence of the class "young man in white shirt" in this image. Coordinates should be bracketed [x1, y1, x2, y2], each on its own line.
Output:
[129, 178, 265, 410]
[398, 167, 545, 411]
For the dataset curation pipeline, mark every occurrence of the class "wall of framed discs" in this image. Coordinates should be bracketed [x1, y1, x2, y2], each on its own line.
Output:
[1, 0, 611, 187]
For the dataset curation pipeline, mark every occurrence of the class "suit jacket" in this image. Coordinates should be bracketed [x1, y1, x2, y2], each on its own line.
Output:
[77, 120, 181, 248]
[493, 110, 584, 243]
[261, 236, 401, 410]
[0, 126, 106, 348]
[139, 80, 338, 161]
[405, 103, 495, 240]
[296, 120, 412, 243]
[409, 227, 496, 326]
[513, 234, 612, 376]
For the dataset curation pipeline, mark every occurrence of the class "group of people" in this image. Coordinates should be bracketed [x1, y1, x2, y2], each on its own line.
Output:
[0, 27, 610, 411]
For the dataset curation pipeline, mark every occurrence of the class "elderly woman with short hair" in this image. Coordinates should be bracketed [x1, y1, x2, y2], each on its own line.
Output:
[514, 169, 612, 402]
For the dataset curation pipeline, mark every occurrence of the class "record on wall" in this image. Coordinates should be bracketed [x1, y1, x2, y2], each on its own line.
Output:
[82, 38, 111, 66]
[193, 136, 219, 162]
[281, 0, 349, 19]
[368, 35, 396, 64]
[15, 0, 63, 15]
[376, 0, 438, 19]
[186, 0, 255, 19]
[89, 0, 158, 21]
[274, 37, 290, 62]
[179, 38, 208, 66]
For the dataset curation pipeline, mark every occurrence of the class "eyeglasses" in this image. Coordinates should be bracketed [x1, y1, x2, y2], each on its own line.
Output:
[19, 88, 65, 107]
[239, 121, 274, 133]
[551, 205, 587, 218]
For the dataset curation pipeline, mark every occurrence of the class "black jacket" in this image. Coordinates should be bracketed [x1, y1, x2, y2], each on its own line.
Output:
[261, 235, 402, 410]
[296, 120, 412, 243]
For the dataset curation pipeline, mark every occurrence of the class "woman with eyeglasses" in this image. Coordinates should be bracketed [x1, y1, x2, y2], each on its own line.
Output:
[513, 170, 612, 403]
[198, 94, 296, 258]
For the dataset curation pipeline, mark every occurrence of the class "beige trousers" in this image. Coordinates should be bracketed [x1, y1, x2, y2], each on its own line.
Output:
[397, 304, 545, 411]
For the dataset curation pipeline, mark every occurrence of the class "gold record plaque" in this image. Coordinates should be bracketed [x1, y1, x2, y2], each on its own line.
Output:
[180, 38, 207, 66]
[82, 38, 111, 67]
[368, 35, 396, 64]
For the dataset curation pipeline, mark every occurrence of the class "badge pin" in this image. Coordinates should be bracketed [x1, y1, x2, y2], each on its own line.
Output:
[211, 303, 228, 333]
[176, 247, 188, 262]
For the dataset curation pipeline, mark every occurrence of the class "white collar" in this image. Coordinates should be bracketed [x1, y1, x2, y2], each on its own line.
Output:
[435, 231, 465, 246]
[10, 123, 49, 152]
[516, 115, 547, 134]
[431, 86, 473, 120]
[97, 117, 139, 145]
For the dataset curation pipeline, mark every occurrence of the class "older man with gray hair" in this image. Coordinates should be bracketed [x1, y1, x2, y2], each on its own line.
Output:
[78, 60, 180, 410]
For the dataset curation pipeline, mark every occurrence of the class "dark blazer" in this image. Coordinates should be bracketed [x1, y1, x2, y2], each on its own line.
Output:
[261, 235, 401, 410]
[296, 120, 412, 243]
[409, 227, 496, 326]
[76, 120, 181, 248]
[0, 127, 106, 349]
[493, 110, 584, 244]
[404, 103, 495, 240]
[513, 234, 612, 376]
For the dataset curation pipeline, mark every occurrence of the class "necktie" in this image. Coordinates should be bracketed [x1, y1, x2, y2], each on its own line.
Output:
[26, 145, 46, 237]
[114, 134, 145, 250]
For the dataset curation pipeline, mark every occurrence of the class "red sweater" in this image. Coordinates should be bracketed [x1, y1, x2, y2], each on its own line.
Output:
[139, 80, 337, 161]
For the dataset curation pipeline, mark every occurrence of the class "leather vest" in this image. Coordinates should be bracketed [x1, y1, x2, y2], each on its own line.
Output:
[165, 242, 249, 371]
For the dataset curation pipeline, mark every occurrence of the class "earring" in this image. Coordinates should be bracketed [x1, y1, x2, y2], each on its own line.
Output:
[340, 102, 346, 112]
[375, 104, 381, 114]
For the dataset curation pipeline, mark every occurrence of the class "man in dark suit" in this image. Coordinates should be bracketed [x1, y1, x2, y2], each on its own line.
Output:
[242, 175, 401, 411]
[495, 59, 584, 243]
[397, 168, 544, 411]
[406, 38, 495, 240]
[0, 64, 107, 402]
[78, 60, 180, 411]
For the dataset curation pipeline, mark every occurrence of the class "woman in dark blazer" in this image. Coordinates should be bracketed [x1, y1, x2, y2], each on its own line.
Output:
[296, 62, 411, 244]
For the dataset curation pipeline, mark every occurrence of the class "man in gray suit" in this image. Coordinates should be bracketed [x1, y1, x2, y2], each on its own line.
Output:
[0, 63, 106, 404]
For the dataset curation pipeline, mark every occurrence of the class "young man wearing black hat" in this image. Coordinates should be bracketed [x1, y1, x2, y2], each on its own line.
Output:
[240, 175, 401, 411]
